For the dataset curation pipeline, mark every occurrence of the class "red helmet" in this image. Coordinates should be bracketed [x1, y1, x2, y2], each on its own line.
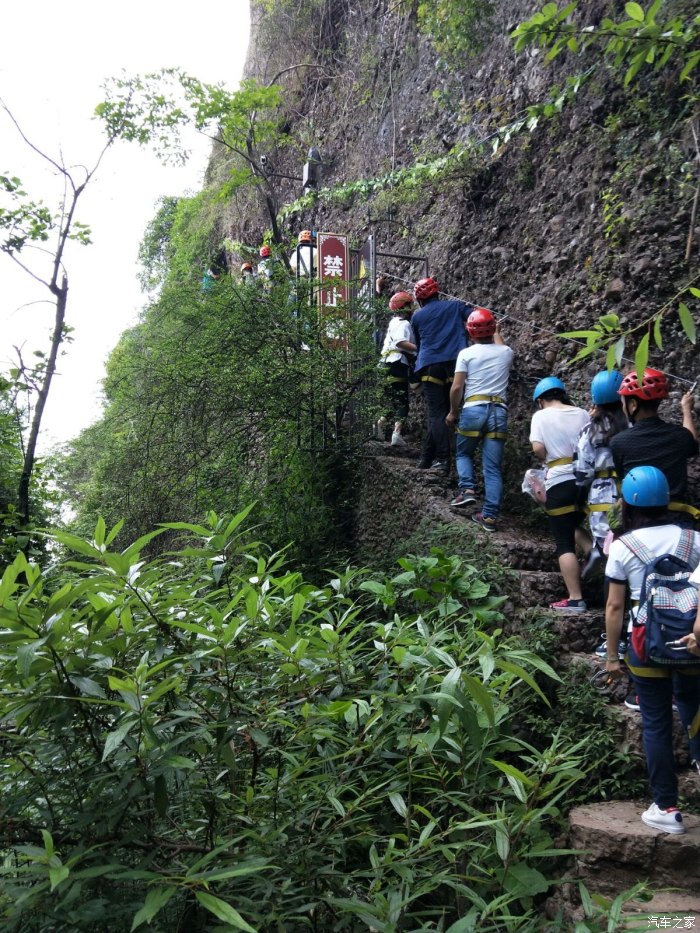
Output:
[259, 245, 271, 258]
[467, 307, 496, 339]
[389, 291, 414, 312]
[414, 277, 439, 302]
[618, 368, 669, 401]
[298, 230, 312, 244]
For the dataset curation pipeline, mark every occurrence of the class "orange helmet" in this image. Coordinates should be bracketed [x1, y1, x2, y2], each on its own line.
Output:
[298, 230, 312, 244]
[618, 368, 669, 401]
[241, 262, 253, 273]
[259, 245, 271, 258]
[467, 307, 496, 339]
[389, 291, 414, 312]
[414, 277, 439, 302]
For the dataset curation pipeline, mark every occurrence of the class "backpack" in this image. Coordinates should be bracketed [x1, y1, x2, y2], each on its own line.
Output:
[622, 529, 700, 667]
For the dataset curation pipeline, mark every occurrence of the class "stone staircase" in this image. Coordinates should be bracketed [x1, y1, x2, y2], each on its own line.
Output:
[358, 442, 700, 924]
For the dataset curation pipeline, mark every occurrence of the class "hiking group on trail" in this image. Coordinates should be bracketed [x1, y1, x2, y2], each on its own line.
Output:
[202, 236, 700, 836]
[374, 271, 700, 838]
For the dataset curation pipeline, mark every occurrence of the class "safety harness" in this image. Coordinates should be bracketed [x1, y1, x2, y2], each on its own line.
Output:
[456, 396, 507, 441]
[546, 456, 573, 469]
[464, 394, 505, 404]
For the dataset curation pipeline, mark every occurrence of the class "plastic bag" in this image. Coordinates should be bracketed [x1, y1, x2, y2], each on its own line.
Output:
[522, 468, 547, 505]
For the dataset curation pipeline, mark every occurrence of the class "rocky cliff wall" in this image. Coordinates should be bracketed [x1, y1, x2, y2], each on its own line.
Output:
[216, 0, 700, 492]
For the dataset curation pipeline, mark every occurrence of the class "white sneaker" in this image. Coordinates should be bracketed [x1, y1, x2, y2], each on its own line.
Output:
[391, 432, 407, 447]
[641, 802, 685, 834]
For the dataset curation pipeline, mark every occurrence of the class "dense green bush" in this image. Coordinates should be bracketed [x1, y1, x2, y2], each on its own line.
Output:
[0, 510, 594, 931]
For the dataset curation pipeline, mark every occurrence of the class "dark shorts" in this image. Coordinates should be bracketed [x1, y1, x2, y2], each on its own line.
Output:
[382, 360, 410, 421]
[546, 479, 586, 557]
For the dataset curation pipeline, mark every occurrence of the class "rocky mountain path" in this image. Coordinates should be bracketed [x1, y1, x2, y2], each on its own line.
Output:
[359, 440, 700, 924]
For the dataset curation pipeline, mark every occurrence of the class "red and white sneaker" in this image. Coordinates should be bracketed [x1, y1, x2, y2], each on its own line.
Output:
[641, 802, 685, 834]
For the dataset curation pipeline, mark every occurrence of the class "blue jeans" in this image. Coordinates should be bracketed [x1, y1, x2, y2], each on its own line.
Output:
[455, 403, 507, 519]
[628, 642, 700, 808]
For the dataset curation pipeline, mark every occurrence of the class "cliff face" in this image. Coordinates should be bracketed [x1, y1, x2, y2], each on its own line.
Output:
[215, 0, 699, 483]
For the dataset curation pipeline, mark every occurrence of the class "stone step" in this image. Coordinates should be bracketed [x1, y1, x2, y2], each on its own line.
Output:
[516, 569, 564, 606]
[568, 800, 700, 906]
[515, 573, 606, 616]
[607, 703, 694, 770]
[547, 612, 605, 654]
[625, 891, 699, 920]
[491, 534, 559, 571]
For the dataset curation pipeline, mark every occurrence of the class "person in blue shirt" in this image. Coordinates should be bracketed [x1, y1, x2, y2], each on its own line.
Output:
[411, 277, 471, 474]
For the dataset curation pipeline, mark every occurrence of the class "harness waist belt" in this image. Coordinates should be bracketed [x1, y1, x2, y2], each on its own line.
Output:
[457, 428, 507, 440]
[421, 375, 453, 386]
[546, 457, 573, 469]
[594, 469, 617, 479]
[545, 504, 578, 516]
[465, 394, 505, 404]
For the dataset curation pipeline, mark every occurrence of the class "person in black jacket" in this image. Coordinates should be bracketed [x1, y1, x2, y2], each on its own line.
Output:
[611, 369, 698, 524]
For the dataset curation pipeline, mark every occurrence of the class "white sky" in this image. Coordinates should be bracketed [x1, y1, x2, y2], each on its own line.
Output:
[0, 0, 251, 451]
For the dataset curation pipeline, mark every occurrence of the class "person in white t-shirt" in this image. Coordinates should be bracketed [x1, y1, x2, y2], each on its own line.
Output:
[603, 466, 700, 835]
[377, 292, 417, 446]
[529, 376, 591, 611]
[289, 230, 317, 278]
[445, 308, 513, 531]
[289, 230, 317, 310]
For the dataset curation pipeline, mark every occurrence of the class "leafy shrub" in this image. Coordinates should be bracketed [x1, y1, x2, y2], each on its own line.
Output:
[0, 510, 591, 931]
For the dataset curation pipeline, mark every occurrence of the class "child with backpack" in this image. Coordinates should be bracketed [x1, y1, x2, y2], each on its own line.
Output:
[603, 465, 700, 834]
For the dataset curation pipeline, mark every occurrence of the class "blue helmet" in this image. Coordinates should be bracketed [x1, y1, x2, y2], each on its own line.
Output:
[591, 370, 624, 405]
[621, 466, 670, 508]
[533, 376, 565, 401]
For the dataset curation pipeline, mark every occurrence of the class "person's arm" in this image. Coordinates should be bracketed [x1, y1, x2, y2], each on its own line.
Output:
[446, 371, 466, 428]
[531, 441, 546, 461]
[676, 601, 700, 656]
[530, 411, 546, 461]
[681, 565, 700, 656]
[681, 391, 697, 441]
[604, 580, 627, 676]
[494, 320, 505, 346]
[394, 319, 416, 354]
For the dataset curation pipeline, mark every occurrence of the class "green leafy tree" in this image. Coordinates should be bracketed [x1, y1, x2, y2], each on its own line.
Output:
[0, 104, 109, 526]
[97, 67, 322, 251]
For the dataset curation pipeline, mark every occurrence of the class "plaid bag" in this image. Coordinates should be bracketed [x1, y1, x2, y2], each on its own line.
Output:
[622, 529, 700, 667]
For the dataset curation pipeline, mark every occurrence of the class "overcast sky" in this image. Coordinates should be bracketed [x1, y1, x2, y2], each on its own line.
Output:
[1, 0, 251, 451]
